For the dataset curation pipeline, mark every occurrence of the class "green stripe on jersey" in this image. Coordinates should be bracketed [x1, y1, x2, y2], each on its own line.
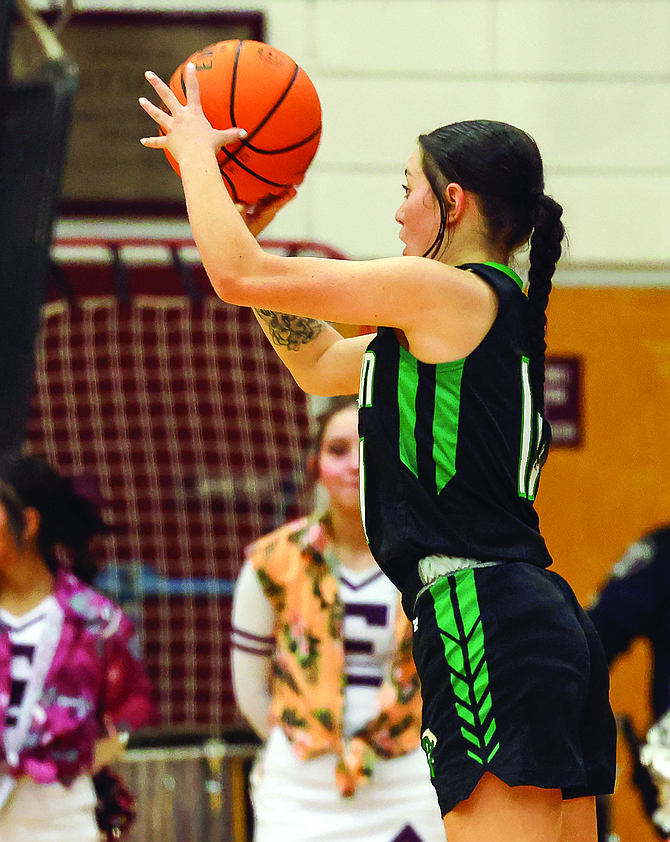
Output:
[433, 360, 465, 492]
[398, 350, 420, 478]
[431, 570, 499, 766]
[396, 345, 464, 494]
[482, 261, 524, 291]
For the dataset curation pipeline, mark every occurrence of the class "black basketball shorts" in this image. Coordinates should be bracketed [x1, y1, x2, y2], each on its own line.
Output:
[411, 561, 617, 817]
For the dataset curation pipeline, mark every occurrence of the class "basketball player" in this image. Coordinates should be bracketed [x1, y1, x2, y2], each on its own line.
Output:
[0, 454, 157, 841]
[140, 64, 617, 841]
[232, 398, 445, 842]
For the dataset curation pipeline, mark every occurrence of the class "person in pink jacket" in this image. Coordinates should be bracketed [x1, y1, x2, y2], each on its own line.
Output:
[0, 453, 157, 841]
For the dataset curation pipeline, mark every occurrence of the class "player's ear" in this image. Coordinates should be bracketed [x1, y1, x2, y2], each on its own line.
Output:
[444, 182, 467, 224]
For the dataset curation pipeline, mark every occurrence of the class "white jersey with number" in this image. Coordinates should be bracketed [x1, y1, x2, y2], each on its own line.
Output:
[0, 598, 98, 842]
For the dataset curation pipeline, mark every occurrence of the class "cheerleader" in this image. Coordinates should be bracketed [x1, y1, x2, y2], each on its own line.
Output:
[0, 454, 157, 841]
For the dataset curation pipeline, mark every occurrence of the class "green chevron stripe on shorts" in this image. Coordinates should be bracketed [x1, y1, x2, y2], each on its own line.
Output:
[431, 570, 500, 765]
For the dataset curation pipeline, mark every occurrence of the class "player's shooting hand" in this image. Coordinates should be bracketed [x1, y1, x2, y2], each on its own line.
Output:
[139, 62, 247, 162]
[235, 188, 298, 237]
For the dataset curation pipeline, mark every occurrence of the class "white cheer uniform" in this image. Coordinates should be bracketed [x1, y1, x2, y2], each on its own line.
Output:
[232, 561, 445, 842]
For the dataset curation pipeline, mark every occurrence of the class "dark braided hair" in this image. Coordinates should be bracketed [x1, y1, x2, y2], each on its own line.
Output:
[418, 119, 565, 459]
[527, 193, 565, 460]
[0, 453, 110, 583]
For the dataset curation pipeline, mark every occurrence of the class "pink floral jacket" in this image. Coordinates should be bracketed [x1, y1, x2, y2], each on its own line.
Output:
[246, 515, 422, 796]
[0, 570, 157, 787]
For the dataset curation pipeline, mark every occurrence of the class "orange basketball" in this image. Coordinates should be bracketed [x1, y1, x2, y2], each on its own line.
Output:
[165, 40, 322, 206]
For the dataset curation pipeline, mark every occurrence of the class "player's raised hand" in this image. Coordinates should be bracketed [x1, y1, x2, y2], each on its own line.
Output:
[139, 63, 247, 162]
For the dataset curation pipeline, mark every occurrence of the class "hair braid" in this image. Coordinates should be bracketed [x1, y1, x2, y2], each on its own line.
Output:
[527, 194, 564, 411]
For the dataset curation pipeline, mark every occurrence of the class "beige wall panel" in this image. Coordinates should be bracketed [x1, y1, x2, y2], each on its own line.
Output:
[314, 77, 500, 168]
[314, 0, 494, 73]
[309, 169, 403, 257]
[549, 174, 670, 264]
[497, 81, 670, 172]
[498, 0, 670, 76]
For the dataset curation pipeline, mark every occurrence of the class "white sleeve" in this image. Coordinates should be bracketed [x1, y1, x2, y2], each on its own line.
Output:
[231, 558, 275, 740]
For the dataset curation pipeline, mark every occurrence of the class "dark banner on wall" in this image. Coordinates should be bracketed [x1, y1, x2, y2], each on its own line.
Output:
[545, 356, 583, 448]
[11, 10, 265, 215]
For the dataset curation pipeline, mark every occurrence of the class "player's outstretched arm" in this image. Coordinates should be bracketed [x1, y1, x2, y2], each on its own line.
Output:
[140, 69, 361, 395]
[139, 64, 495, 382]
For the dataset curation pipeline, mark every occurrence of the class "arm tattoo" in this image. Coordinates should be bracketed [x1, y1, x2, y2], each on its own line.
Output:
[254, 309, 326, 351]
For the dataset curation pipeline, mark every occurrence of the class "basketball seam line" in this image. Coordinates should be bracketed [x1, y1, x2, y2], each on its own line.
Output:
[235, 61, 301, 142]
[242, 126, 322, 156]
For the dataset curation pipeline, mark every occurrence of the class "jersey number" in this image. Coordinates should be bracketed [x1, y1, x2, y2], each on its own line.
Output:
[518, 356, 543, 501]
[358, 350, 375, 409]
[358, 351, 376, 541]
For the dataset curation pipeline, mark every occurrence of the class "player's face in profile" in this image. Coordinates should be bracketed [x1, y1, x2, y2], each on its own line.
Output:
[395, 148, 440, 257]
[317, 405, 361, 513]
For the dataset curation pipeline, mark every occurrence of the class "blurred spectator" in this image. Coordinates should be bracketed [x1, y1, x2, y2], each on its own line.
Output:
[588, 525, 670, 840]
[0, 454, 157, 842]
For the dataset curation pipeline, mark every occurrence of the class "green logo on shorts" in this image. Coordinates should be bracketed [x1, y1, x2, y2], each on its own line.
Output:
[432, 570, 500, 766]
[421, 728, 437, 777]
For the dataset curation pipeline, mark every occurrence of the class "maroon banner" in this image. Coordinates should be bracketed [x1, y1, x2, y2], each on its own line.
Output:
[545, 356, 583, 448]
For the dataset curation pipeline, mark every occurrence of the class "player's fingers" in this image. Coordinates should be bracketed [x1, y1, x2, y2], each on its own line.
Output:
[217, 127, 248, 147]
[139, 134, 169, 149]
[144, 69, 181, 112]
[183, 62, 202, 107]
[138, 96, 171, 129]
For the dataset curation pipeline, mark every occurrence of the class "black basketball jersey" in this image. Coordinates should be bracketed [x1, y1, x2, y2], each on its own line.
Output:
[357, 262, 553, 613]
